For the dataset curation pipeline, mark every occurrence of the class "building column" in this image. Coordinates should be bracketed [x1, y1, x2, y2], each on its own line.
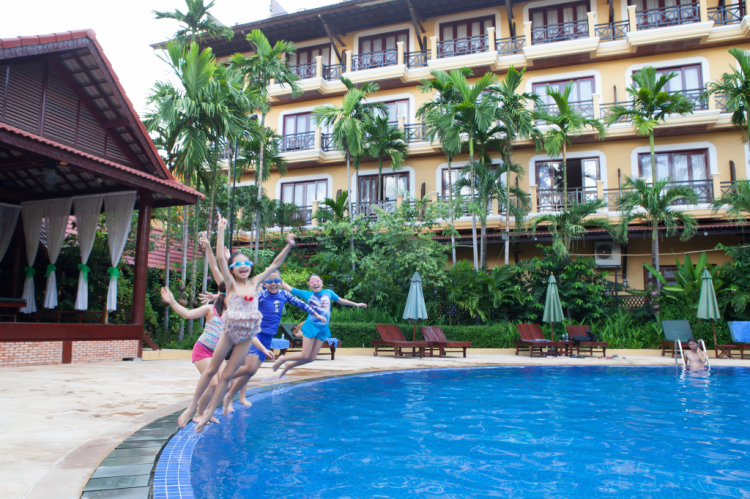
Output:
[397, 41, 405, 65]
[627, 5, 638, 32]
[492, 197, 499, 216]
[315, 55, 323, 78]
[529, 185, 538, 213]
[430, 37, 438, 60]
[587, 12, 597, 38]
[524, 22, 532, 46]
[398, 116, 405, 131]
[396, 194, 404, 207]
[312, 201, 319, 227]
[314, 126, 322, 149]
[711, 173, 722, 202]
[131, 192, 152, 327]
[487, 27, 496, 52]
[699, 0, 708, 22]
[345, 51, 352, 73]
[593, 93, 601, 119]
[596, 180, 606, 210]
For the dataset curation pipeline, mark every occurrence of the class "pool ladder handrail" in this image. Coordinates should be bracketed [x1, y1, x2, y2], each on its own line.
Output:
[675, 339, 711, 369]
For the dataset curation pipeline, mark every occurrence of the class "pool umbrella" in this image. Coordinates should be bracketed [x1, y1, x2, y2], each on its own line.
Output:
[697, 267, 722, 357]
[542, 274, 564, 341]
[403, 272, 428, 341]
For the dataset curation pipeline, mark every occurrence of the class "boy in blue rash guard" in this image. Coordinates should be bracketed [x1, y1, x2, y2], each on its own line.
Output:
[272, 273, 366, 378]
[222, 270, 325, 414]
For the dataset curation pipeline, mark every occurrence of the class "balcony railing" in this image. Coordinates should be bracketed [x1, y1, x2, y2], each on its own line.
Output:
[289, 63, 316, 80]
[599, 102, 631, 123]
[636, 3, 700, 30]
[437, 35, 490, 58]
[353, 200, 397, 219]
[352, 50, 398, 71]
[290, 205, 314, 225]
[280, 132, 315, 152]
[404, 123, 427, 143]
[707, 4, 744, 25]
[537, 100, 595, 119]
[715, 94, 730, 112]
[441, 195, 493, 216]
[720, 180, 748, 197]
[497, 36, 525, 55]
[604, 179, 713, 209]
[323, 63, 345, 80]
[537, 188, 599, 212]
[682, 88, 707, 111]
[321, 133, 337, 152]
[595, 20, 630, 41]
[406, 50, 429, 68]
[531, 19, 589, 45]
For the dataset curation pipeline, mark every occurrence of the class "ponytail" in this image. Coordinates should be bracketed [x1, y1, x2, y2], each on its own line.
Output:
[214, 282, 227, 316]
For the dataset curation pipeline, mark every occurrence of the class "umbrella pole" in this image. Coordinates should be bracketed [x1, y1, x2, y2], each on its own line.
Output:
[413, 323, 416, 342]
[551, 323, 555, 341]
[712, 322, 718, 359]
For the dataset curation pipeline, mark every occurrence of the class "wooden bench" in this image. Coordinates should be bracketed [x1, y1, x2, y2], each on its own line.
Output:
[0, 298, 26, 322]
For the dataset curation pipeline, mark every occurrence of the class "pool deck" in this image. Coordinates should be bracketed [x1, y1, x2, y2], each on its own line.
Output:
[4, 350, 749, 499]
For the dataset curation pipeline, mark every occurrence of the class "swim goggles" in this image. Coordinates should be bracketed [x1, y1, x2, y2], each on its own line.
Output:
[229, 260, 254, 269]
[263, 278, 283, 284]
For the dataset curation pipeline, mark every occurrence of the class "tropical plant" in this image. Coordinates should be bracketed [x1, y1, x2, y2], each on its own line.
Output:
[435, 70, 499, 271]
[273, 201, 304, 236]
[529, 199, 613, 256]
[534, 82, 607, 212]
[313, 191, 349, 223]
[231, 29, 302, 262]
[615, 176, 699, 292]
[235, 184, 274, 243]
[704, 47, 750, 142]
[606, 67, 694, 183]
[417, 68, 473, 264]
[154, 0, 233, 44]
[362, 116, 408, 202]
[717, 243, 750, 320]
[646, 252, 723, 312]
[712, 179, 750, 221]
[488, 66, 542, 265]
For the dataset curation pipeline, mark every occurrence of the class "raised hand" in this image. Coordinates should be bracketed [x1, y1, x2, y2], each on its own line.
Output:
[358, 303, 367, 309]
[198, 291, 219, 305]
[199, 232, 210, 247]
[160, 287, 175, 305]
[217, 215, 228, 229]
[285, 233, 296, 247]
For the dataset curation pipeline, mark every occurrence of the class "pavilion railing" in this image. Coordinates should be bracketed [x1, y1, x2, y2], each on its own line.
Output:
[406, 50, 429, 68]
[289, 63, 316, 80]
[707, 3, 744, 25]
[280, 132, 315, 152]
[595, 20, 630, 41]
[531, 19, 589, 45]
[537, 187, 599, 212]
[323, 63, 346, 80]
[497, 36, 525, 55]
[636, 3, 700, 29]
[437, 35, 490, 58]
[352, 50, 399, 71]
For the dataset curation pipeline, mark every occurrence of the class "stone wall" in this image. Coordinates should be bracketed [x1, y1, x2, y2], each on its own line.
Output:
[0, 340, 139, 367]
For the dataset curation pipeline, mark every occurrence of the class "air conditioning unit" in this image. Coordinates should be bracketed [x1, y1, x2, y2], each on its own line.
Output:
[595, 242, 621, 267]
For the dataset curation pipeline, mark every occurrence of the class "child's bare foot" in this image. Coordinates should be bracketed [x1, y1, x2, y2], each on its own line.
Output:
[239, 398, 252, 408]
[271, 358, 283, 372]
[178, 408, 194, 428]
[193, 414, 220, 425]
[222, 396, 234, 416]
[194, 415, 211, 433]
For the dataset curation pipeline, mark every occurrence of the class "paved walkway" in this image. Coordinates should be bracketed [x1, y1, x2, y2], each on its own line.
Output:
[3, 351, 749, 499]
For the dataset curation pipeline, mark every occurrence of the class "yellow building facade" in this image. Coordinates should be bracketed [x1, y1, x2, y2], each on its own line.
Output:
[205, 0, 750, 290]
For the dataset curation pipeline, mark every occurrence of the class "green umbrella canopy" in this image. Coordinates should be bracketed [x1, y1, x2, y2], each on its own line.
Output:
[543, 274, 564, 340]
[697, 268, 721, 322]
[403, 272, 428, 341]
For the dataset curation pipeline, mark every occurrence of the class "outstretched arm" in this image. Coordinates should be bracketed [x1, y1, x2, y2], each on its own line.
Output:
[216, 217, 234, 294]
[161, 287, 214, 320]
[251, 336, 275, 361]
[336, 297, 367, 308]
[253, 234, 296, 285]
[285, 291, 327, 324]
[280, 282, 292, 293]
[199, 232, 223, 285]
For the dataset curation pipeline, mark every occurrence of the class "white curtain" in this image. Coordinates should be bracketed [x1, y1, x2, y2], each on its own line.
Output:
[684, 67, 700, 90]
[0, 203, 20, 265]
[43, 197, 72, 309]
[73, 196, 103, 310]
[20, 200, 46, 314]
[104, 192, 136, 312]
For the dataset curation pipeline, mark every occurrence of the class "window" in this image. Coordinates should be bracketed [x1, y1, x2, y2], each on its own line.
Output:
[531, 2, 588, 26]
[288, 44, 331, 67]
[638, 149, 708, 182]
[635, 0, 700, 27]
[644, 265, 678, 287]
[281, 180, 328, 208]
[359, 172, 409, 202]
[375, 99, 409, 124]
[283, 113, 312, 136]
[439, 16, 494, 41]
[534, 77, 595, 117]
[359, 30, 409, 55]
[652, 64, 703, 107]
[442, 167, 471, 198]
[536, 158, 600, 191]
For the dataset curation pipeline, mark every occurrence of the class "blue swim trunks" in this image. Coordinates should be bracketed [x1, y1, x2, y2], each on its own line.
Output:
[248, 333, 274, 361]
[302, 328, 331, 341]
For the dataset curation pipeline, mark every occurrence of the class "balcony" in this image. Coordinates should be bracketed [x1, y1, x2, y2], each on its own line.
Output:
[536, 100, 595, 120]
[531, 19, 589, 45]
[537, 188, 598, 212]
[289, 63, 316, 80]
[719, 180, 748, 197]
[496, 37, 525, 55]
[351, 50, 398, 71]
[441, 195, 494, 216]
[603, 179, 714, 209]
[595, 20, 630, 41]
[636, 3, 700, 30]
[352, 200, 397, 220]
[437, 35, 490, 58]
[404, 123, 427, 143]
[707, 3, 745, 25]
[291, 205, 314, 225]
[406, 50, 429, 68]
[323, 63, 345, 80]
[280, 132, 315, 152]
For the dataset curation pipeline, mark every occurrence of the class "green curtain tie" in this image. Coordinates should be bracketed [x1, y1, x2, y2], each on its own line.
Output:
[45, 264, 57, 278]
[24, 266, 36, 278]
[107, 267, 121, 280]
[78, 264, 91, 283]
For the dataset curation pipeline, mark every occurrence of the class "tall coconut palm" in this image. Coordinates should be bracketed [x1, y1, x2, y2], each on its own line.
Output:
[417, 68, 472, 265]
[489, 66, 542, 265]
[274, 201, 305, 236]
[437, 70, 499, 271]
[154, 0, 233, 44]
[363, 116, 408, 202]
[231, 29, 302, 263]
[606, 67, 694, 184]
[534, 82, 607, 213]
[704, 47, 750, 142]
[529, 199, 613, 256]
[616, 177, 700, 292]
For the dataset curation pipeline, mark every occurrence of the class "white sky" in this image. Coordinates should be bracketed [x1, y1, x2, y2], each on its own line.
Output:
[1, 0, 335, 117]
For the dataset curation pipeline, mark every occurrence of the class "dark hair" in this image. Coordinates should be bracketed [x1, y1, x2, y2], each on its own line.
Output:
[309, 273, 322, 281]
[215, 282, 227, 316]
[688, 337, 698, 344]
[228, 251, 254, 279]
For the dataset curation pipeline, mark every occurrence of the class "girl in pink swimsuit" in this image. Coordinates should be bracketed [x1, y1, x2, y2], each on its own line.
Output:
[179, 215, 298, 432]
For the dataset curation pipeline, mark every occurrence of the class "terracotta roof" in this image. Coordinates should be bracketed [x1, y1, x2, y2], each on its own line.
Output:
[121, 225, 199, 270]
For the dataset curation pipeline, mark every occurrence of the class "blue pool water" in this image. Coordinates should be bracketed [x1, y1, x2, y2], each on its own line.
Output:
[190, 367, 750, 498]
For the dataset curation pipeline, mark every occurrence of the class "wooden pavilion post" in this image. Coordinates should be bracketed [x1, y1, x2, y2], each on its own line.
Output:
[131, 192, 152, 359]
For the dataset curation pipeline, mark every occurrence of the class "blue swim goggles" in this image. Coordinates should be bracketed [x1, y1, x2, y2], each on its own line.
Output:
[229, 260, 254, 269]
[263, 278, 283, 284]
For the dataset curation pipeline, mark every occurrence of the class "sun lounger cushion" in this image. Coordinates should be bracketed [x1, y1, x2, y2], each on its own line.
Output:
[662, 320, 693, 342]
[533, 339, 552, 342]
[271, 338, 290, 350]
[729, 322, 750, 343]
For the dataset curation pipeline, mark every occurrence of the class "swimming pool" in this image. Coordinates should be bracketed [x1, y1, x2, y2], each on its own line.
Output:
[156, 367, 750, 498]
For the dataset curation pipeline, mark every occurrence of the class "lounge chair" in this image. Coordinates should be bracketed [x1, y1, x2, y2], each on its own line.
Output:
[661, 320, 694, 358]
[277, 323, 340, 360]
[565, 325, 609, 357]
[728, 322, 750, 360]
[373, 325, 429, 358]
[515, 324, 572, 357]
[420, 326, 472, 358]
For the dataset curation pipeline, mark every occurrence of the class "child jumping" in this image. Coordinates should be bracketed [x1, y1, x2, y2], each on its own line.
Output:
[178, 216, 292, 432]
[272, 274, 366, 378]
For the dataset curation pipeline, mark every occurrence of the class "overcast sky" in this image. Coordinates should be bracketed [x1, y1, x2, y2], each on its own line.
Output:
[1, 0, 334, 117]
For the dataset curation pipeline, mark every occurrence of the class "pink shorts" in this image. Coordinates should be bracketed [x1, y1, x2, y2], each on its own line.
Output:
[192, 342, 214, 363]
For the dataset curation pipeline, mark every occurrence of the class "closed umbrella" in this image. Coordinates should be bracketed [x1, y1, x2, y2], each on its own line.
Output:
[542, 274, 564, 341]
[697, 267, 722, 358]
[403, 272, 429, 341]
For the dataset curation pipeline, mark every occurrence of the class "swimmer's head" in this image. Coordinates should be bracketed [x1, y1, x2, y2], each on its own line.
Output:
[263, 270, 282, 293]
[228, 252, 254, 281]
[308, 273, 323, 293]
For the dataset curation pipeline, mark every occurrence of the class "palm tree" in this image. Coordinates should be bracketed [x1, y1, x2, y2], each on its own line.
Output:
[231, 29, 302, 263]
[529, 199, 613, 256]
[713, 180, 750, 221]
[154, 0, 233, 44]
[616, 177, 700, 292]
[313, 191, 349, 223]
[534, 82, 607, 212]
[274, 201, 304, 236]
[705, 47, 750, 142]
[363, 116, 408, 202]
[489, 66, 542, 265]
[417, 69, 472, 265]
[437, 70, 499, 271]
[606, 67, 694, 184]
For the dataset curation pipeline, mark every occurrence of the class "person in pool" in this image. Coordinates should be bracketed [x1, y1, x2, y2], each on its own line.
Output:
[684, 338, 707, 369]
[272, 274, 366, 378]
